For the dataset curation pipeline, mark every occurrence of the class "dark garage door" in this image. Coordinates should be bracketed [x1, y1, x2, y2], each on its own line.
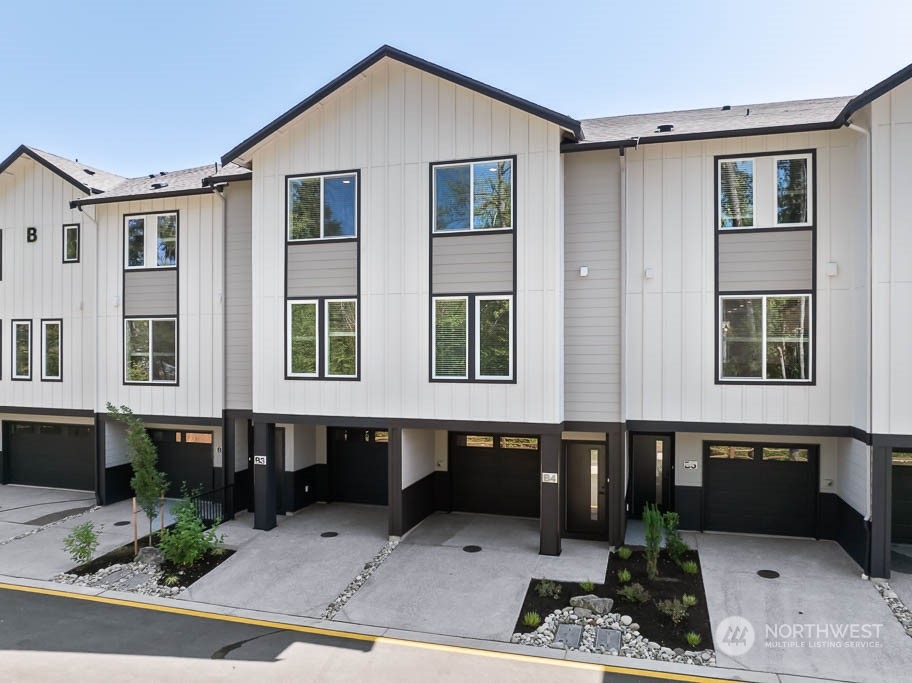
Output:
[149, 430, 214, 498]
[893, 451, 912, 544]
[704, 443, 817, 537]
[5, 421, 94, 491]
[450, 434, 540, 517]
[328, 428, 388, 505]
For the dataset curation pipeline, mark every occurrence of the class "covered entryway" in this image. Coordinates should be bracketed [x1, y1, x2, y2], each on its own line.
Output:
[564, 442, 607, 536]
[328, 428, 388, 505]
[3, 421, 94, 490]
[703, 442, 818, 537]
[893, 450, 912, 544]
[149, 429, 214, 498]
[629, 434, 673, 517]
[449, 433, 539, 517]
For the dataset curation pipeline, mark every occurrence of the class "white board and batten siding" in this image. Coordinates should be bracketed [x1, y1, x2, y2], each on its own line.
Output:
[249, 57, 564, 424]
[0, 156, 95, 411]
[563, 150, 622, 422]
[624, 129, 867, 429]
[93, 194, 224, 418]
[870, 79, 912, 436]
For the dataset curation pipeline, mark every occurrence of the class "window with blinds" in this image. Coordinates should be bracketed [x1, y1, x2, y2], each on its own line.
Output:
[433, 297, 468, 379]
[719, 159, 754, 228]
[288, 173, 357, 241]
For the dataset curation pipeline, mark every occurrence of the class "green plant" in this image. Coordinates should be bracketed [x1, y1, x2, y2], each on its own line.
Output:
[107, 403, 168, 543]
[662, 511, 689, 566]
[63, 521, 99, 564]
[680, 559, 699, 575]
[682, 593, 698, 608]
[163, 575, 180, 587]
[656, 598, 689, 625]
[643, 503, 663, 580]
[616, 568, 631, 584]
[534, 579, 562, 600]
[522, 611, 541, 628]
[685, 632, 702, 648]
[578, 580, 595, 591]
[158, 488, 224, 567]
[617, 582, 650, 604]
[616, 546, 632, 560]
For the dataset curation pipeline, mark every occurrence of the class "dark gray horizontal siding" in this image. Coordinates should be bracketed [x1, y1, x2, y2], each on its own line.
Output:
[431, 232, 513, 295]
[226, 182, 253, 409]
[718, 230, 813, 292]
[123, 270, 177, 316]
[287, 241, 358, 298]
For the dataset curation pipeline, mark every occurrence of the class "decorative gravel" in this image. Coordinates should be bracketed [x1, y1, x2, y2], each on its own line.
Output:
[512, 607, 716, 666]
[321, 539, 399, 620]
[0, 506, 99, 547]
[873, 580, 912, 638]
[56, 561, 184, 599]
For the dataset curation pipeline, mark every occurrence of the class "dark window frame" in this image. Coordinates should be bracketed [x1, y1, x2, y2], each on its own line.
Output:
[122, 315, 178, 386]
[430, 155, 516, 234]
[62, 223, 80, 263]
[123, 210, 179, 270]
[284, 295, 361, 381]
[11, 318, 32, 381]
[40, 318, 63, 382]
[285, 170, 360, 243]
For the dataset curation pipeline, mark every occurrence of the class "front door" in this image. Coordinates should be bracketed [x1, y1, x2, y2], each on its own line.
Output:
[565, 443, 606, 535]
[630, 435, 673, 518]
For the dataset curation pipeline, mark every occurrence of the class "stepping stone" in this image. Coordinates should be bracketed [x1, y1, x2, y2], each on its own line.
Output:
[553, 624, 583, 649]
[596, 628, 622, 651]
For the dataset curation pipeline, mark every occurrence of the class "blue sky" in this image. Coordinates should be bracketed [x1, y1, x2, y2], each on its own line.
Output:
[1, 0, 908, 177]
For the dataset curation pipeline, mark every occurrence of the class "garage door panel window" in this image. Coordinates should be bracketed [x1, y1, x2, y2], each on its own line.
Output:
[41, 319, 62, 381]
[709, 445, 754, 460]
[125, 318, 177, 384]
[12, 320, 31, 380]
[762, 447, 809, 462]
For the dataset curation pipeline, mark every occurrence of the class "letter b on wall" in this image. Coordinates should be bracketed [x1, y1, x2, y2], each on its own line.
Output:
[26, 227, 37, 242]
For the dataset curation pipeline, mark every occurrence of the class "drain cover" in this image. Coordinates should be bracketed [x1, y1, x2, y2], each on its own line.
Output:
[553, 624, 583, 649]
[462, 545, 482, 553]
[595, 628, 622, 651]
[757, 569, 780, 579]
[320, 531, 339, 538]
[114, 521, 130, 527]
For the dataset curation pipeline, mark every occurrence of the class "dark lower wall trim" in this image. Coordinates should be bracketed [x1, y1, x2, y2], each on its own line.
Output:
[402, 472, 436, 534]
[103, 464, 133, 505]
[627, 420, 868, 441]
[133, 414, 223, 426]
[434, 471, 451, 511]
[675, 486, 703, 531]
[872, 434, 912, 448]
[234, 468, 251, 513]
[252, 413, 564, 435]
[832, 494, 869, 573]
[284, 465, 319, 512]
[0, 407, 94, 418]
[562, 421, 625, 434]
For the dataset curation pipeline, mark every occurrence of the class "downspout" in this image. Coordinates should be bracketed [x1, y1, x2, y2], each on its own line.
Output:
[211, 182, 228, 489]
[619, 147, 628, 512]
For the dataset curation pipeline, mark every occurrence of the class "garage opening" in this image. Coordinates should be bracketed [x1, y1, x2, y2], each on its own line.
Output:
[450, 433, 540, 517]
[703, 442, 818, 537]
[4, 421, 94, 491]
[328, 428, 388, 505]
[149, 430, 214, 498]
[893, 451, 912, 544]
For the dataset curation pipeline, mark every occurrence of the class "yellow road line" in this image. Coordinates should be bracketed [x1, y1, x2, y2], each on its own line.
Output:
[0, 582, 734, 683]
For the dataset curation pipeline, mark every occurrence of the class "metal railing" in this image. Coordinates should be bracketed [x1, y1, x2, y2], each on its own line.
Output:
[189, 484, 234, 524]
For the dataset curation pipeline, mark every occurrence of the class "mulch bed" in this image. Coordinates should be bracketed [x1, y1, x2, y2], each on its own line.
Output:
[514, 546, 713, 651]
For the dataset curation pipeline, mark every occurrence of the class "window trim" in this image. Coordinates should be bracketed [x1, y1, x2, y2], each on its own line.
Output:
[62, 223, 80, 263]
[431, 292, 515, 383]
[430, 156, 516, 234]
[285, 170, 360, 243]
[285, 297, 361, 381]
[40, 318, 62, 382]
[475, 294, 514, 381]
[431, 295, 469, 380]
[123, 211, 179, 270]
[717, 293, 813, 384]
[324, 298, 358, 379]
[123, 316, 178, 385]
[11, 319, 32, 381]
[773, 153, 813, 228]
[286, 299, 319, 379]
[717, 157, 756, 230]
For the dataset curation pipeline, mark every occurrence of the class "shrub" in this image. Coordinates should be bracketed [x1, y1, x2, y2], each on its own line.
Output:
[682, 593, 698, 608]
[680, 559, 699, 575]
[617, 582, 650, 603]
[163, 575, 180, 587]
[662, 511, 689, 566]
[685, 632, 702, 648]
[534, 579, 562, 600]
[616, 568, 631, 584]
[656, 598, 689, 625]
[616, 546, 632, 560]
[643, 504, 663, 580]
[522, 611, 541, 628]
[578, 580, 595, 591]
[158, 489, 224, 567]
[63, 522, 99, 565]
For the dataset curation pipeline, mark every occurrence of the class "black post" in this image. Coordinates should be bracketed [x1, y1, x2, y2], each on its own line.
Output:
[253, 421, 277, 531]
[869, 445, 892, 578]
[607, 424, 626, 546]
[539, 433, 561, 556]
[222, 410, 235, 521]
[94, 413, 106, 506]
[388, 427, 403, 537]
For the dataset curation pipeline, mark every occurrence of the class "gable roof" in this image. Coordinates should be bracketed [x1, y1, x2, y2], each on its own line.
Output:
[0, 145, 124, 194]
[221, 45, 582, 166]
[840, 62, 912, 120]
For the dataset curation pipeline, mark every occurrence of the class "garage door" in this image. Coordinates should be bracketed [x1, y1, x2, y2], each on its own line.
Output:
[5, 421, 94, 491]
[893, 451, 912, 544]
[704, 443, 817, 537]
[450, 434, 540, 517]
[149, 430, 214, 498]
[328, 428, 388, 505]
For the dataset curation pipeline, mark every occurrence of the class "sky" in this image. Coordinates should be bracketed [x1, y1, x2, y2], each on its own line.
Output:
[0, 0, 909, 177]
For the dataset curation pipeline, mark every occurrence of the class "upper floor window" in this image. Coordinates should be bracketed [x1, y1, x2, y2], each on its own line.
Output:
[63, 224, 80, 263]
[719, 294, 811, 382]
[718, 153, 812, 230]
[433, 158, 513, 232]
[125, 212, 177, 268]
[287, 172, 357, 241]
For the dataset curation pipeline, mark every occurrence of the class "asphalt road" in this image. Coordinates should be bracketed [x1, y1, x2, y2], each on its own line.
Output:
[0, 585, 697, 683]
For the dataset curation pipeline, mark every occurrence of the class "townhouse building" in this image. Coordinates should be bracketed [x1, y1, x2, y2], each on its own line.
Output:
[1, 46, 909, 578]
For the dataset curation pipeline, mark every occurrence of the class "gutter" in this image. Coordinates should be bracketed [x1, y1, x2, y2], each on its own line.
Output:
[70, 186, 212, 209]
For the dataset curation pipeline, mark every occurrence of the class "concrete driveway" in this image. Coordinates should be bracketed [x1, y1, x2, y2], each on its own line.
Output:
[336, 512, 611, 641]
[695, 533, 911, 683]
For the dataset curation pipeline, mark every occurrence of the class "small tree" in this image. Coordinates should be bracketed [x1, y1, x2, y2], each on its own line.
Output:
[107, 403, 168, 545]
[643, 503, 663, 580]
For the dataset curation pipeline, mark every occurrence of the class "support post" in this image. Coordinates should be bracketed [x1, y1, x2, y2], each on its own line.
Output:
[607, 425, 626, 546]
[539, 433, 561, 556]
[869, 445, 892, 578]
[388, 427, 403, 537]
[253, 421, 277, 531]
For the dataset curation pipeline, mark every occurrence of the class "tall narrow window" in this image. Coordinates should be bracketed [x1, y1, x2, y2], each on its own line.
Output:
[63, 224, 80, 263]
[776, 157, 809, 225]
[124, 212, 178, 268]
[41, 320, 62, 381]
[287, 301, 318, 377]
[476, 296, 512, 379]
[433, 159, 513, 232]
[287, 173, 357, 241]
[719, 159, 754, 228]
[12, 320, 31, 380]
[125, 318, 176, 383]
[325, 299, 357, 377]
[433, 297, 468, 379]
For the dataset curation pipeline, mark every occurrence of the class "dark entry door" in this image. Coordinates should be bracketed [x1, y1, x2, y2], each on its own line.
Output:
[629, 435, 672, 518]
[565, 443, 606, 535]
[328, 428, 388, 505]
[893, 451, 912, 543]
[5, 421, 94, 490]
[149, 430, 213, 498]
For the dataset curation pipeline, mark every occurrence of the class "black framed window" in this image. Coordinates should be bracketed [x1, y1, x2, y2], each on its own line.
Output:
[41, 319, 62, 381]
[12, 319, 31, 380]
[125, 212, 177, 269]
[287, 173, 357, 241]
[63, 224, 80, 263]
[286, 298, 358, 379]
[125, 318, 176, 383]
[433, 158, 513, 232]
[432, 294, 512, 381]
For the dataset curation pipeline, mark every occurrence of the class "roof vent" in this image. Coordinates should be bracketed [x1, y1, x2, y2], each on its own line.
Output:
[83, 168, 96, 175]
[722, 105, 731, 111]
[655, 123, 674, 133]
[150, 182, 169, 190]
[148, 174, 155, 179]
[159, 171, 166, 176]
